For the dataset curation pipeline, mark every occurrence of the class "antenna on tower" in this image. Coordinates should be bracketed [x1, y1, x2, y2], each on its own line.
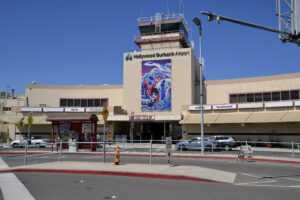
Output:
[166, 0, 169, 16]
[179, 0, 184, 16]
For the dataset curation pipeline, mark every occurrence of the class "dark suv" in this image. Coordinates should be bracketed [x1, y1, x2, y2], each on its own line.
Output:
[210, 136, 237, 151]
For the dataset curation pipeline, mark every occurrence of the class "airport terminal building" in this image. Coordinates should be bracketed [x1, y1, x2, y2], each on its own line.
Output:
[1, 14, 300, 144]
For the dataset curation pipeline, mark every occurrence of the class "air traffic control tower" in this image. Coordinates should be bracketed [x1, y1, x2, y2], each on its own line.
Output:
[134, 13, 190, 51]
[122, 13, 200, 140]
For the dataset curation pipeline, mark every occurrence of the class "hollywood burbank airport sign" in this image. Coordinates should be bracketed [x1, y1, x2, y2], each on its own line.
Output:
[125, 50, 190, 61]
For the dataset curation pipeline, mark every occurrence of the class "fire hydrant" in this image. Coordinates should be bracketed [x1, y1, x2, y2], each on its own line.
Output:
[114, 146, 120, 165]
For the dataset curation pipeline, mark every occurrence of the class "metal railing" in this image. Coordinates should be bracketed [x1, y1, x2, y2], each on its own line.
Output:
[11, 139, 300, 165]
[134, 30, 189, 44]
[137, 14, 184, 23]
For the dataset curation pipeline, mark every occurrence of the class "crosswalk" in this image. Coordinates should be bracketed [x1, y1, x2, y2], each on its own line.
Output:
[0, 158, 35, 200]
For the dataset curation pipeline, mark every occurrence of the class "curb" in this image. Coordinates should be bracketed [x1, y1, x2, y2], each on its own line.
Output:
[0, 168, 227, 184]
[1, 151, 300, 165]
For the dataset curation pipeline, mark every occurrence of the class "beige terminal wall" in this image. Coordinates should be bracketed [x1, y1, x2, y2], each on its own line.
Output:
[25, 85, 123, 107]
[182, 123, 300, 142]
[123, 48, 199, 115]
[205, 73, 300, 104]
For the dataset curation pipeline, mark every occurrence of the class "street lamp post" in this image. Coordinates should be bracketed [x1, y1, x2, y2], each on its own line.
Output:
[193, 17, 205, 155]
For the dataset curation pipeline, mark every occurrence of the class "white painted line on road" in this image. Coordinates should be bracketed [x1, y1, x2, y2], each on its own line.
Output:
[235, 180, 276, 186]
[238, 172, 262, 179]
[0, 157, 9, 169]
[284, 177, 300, 182]
[0, 173, 35, 200]
[289, 185, 300, 188]
[244, 184, 300, 188]
[0, 158, 35, 200]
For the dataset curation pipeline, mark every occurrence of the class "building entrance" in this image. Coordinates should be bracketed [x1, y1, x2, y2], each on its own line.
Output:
[142, 123, 164, 140]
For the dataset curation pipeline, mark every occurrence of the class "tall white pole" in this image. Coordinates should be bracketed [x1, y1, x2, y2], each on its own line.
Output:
[103, 122, 106, 163]
[199, 27, 204, 156]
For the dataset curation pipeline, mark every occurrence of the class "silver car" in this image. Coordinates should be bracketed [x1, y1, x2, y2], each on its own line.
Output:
[176, 137, 216, 150]
[10, 137, 49, 148]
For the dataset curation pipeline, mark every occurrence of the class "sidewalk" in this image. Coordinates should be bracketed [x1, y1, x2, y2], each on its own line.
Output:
[1, 147, 300, 164]
[0, 161, 237, 184]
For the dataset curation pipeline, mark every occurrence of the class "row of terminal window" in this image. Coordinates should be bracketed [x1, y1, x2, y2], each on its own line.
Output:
[230, 90, 300, 103]
[60, 98, 108, 107]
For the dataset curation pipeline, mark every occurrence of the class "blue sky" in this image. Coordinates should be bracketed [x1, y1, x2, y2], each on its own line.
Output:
[0, 0, 299, 94]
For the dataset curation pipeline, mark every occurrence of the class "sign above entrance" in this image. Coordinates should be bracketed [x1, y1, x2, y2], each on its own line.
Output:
[86, 107, 103, 112]
[20, 107, 42, 112]
[213, 104, 237, 110]
[125, 50, 190, 61]
[131, 115, 155, 121]
[65, 107, 85, 112]
[189, 105, 212, 111]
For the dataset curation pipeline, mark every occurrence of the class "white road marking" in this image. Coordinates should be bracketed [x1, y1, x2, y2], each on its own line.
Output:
[0, 158, 35, 200]
[238, 172, 263, 178]
[0, 157, 9, 169]
[284, 177, 300, 182]
[236, 172, 277, 186]
[235, 180, 277, 185]
[237, 172, 300, 188]
[242, 184, 300, 188]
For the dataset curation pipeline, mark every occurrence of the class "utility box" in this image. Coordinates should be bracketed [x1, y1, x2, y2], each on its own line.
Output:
[67, 131, 78, 152]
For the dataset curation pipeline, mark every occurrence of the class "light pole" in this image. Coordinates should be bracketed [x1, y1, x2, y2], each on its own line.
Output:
[193, 17, 205, 155]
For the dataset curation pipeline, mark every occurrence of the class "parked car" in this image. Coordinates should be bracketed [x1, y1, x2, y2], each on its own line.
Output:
[175, 137, 216, 150]
[10, 137, 49, 148]
[210, 135, 237, 151]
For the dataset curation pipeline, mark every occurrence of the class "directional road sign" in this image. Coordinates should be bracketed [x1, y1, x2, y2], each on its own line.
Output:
[27, 114, 34, 127]
[102, 104, 109, 123]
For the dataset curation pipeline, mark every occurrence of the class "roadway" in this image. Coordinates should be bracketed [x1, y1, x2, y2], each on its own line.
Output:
[1, 148, 300, 199]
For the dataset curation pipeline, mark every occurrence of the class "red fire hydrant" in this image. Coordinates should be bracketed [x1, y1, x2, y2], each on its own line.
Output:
[114, 146, 120, 165]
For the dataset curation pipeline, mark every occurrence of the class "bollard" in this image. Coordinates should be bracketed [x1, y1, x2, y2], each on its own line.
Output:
[114, 146, 120, 165]
[59, 139, 63, 162]
[292, 141, 295, 158]
[24, 138, 29, 166]
[150, 139, 152, 165]
[180, 140, 182, 153]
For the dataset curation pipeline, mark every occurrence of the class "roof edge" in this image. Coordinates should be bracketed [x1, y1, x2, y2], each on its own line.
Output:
[205, 72, 300, 85]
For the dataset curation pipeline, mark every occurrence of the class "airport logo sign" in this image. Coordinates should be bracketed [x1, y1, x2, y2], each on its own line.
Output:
[125, 53, 133, 61]
[125, 50, 190, 61]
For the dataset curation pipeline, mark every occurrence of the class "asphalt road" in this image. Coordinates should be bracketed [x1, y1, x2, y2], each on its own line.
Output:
[14, 172, 300, 200]
[1, 151, 300, 199]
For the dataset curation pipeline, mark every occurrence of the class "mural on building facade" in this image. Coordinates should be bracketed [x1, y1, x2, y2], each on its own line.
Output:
[141, 59, 172, 111]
